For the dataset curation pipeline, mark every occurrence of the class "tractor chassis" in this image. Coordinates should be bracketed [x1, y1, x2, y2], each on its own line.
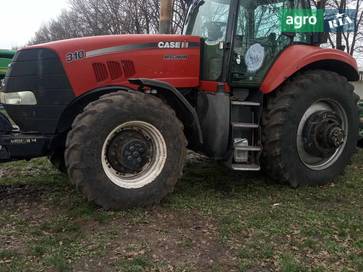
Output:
[0, 112, 51, 163]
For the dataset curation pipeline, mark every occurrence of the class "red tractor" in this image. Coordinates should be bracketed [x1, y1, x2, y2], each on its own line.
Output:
[0, 0, 360, 209]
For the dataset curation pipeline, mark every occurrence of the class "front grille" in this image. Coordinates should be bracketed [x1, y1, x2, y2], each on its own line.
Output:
[121, 60, 136, 77]
[107, 61, 123, 80]
[93, 60, 136, 82]
[93, 63, 109, 82]
[3, 48, 75, 133]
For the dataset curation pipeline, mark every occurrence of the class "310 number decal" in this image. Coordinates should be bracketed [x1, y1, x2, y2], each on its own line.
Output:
[66, 50, 86, 63]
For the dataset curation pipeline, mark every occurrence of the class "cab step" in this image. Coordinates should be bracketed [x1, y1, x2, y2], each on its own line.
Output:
[229, 96, 263, 171]
[231, 122, 259, 129]
[232, 164, 261, 171]
[231, 101, 261, 107]
[234, 145, 262, 152]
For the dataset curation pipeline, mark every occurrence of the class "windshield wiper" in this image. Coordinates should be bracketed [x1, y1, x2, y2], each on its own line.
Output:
[185, 0, 205, 25]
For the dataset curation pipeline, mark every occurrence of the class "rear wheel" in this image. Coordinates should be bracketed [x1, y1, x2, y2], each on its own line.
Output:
[262, 70, 359, 187]
[65, 91, 186, 209]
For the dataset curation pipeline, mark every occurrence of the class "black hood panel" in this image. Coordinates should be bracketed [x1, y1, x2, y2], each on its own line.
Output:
[3, 48, 75, 134]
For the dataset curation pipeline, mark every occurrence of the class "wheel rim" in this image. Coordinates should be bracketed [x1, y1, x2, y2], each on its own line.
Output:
[297, 99, 348, 171]
[101, 121, 167, 189]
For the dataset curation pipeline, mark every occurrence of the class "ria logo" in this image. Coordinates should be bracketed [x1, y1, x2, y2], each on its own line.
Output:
[325, 10, 355, 32]
[158, 41, 189, 49]
[329, 13, 353, 28]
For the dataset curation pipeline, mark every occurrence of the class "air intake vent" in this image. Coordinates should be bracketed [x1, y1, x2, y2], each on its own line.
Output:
[121, 60, 136, 78]
[107, 61, 123, 80]
[93, 63, 108, 82]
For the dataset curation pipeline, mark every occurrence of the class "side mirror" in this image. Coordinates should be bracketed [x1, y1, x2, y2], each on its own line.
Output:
[312, 32, 328, 45]
[282, 32, 295, 38]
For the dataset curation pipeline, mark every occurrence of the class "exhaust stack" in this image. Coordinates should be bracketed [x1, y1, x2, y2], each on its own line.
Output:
[160, 0, 173, 34]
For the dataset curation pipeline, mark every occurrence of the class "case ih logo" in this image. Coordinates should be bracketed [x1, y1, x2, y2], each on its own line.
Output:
[158, 41, 189, 49]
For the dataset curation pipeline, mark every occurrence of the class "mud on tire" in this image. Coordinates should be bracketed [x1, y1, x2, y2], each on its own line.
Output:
[65, 91, 187, 210]
[262, 70, 359, 187]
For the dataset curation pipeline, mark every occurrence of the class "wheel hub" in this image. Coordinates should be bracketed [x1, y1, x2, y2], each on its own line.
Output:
[101, 121, 167, 189]
[106, 130, 151, 174]
[328, 126, 345, 147]
[303, 111, 345, 157]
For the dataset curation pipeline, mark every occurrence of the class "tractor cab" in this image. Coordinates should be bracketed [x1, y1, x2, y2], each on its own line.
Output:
[184, 0, 314, 86]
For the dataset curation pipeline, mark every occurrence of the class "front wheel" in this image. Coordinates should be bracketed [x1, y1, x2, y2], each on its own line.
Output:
[65, 91, 186, 210]
[262, 70, 359, 187]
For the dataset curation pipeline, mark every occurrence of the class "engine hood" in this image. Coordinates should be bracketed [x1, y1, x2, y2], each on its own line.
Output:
[28, 34, 200, 55]
[25, 34, 201, 96]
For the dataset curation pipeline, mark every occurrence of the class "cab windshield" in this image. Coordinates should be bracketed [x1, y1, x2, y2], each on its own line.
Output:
[184, 0, 312, 43]
[184, 0, 231, 42]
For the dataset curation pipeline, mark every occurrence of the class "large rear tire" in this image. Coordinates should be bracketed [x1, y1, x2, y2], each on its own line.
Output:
[65, 91, 186, 210]
[262, 70, 359, 187]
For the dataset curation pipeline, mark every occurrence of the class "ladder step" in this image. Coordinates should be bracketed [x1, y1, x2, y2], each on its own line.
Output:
[231, 101, 261, 107]
[232, 164, 261, 171]
[234, 146, 262, 152]
[232, 122, 259, 129]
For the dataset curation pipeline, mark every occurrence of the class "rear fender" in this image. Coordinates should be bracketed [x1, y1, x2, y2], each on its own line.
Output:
[261, 45, 359, 94]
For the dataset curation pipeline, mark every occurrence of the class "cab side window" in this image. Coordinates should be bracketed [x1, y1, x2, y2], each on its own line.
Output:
[188, 0, 231, 80]
[231, 0, 290, 84]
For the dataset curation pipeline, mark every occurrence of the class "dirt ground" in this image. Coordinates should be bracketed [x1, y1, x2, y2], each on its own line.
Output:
[0, 152, 362, 272]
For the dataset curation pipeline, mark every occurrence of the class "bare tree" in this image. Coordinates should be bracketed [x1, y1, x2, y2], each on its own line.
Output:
[312, 0, 363, 56]
[30, 0, 191, 45]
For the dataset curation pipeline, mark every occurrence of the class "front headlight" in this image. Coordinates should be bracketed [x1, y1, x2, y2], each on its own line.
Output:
[0, 91, 37, 105]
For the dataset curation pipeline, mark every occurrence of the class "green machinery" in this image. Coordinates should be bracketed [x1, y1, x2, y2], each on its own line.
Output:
[360, 101, 363, 141]
[0, 49, 16, 80]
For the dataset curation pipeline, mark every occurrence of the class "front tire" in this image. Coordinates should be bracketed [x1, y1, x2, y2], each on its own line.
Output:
[65, 91, 186, 210]
[262, 70, 359, 187]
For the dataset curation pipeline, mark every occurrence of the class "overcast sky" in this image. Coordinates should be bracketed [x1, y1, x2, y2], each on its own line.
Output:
[0, 0, 69, 49]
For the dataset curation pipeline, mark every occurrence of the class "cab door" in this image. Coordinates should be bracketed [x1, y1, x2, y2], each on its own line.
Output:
[229, 0, 291, 87]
